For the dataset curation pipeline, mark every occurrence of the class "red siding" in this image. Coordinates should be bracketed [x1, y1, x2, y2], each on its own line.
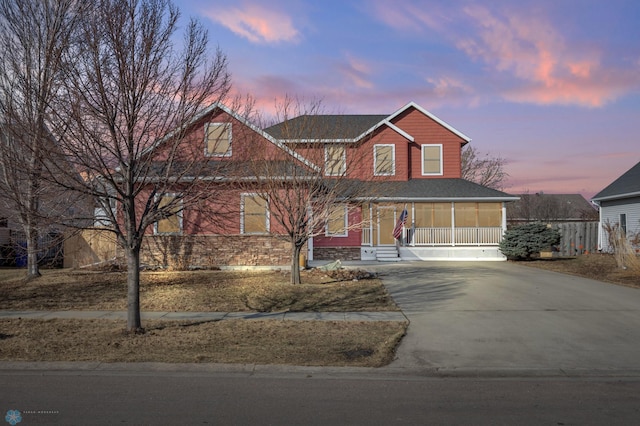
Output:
[391, 108, 464, 179]
[313, 208, 362, 247]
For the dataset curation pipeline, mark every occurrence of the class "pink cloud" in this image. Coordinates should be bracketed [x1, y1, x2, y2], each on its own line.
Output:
[372, 2, 639, 108]
[456, 5, 631, 107]
[370, 0, 448, 33]
[338, 54, 374, 89]
[202, 3, 299, 44]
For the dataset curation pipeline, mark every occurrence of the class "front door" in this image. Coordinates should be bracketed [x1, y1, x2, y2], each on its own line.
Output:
[377, 207, 396, 246]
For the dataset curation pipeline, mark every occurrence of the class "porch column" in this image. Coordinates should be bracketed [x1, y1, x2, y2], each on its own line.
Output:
[501, 202, 507, 236]
[307, 235, 314, 261]
[410, 202, 415, 247]
[451, 202, 456, 246]
[307, 205, 314, 260]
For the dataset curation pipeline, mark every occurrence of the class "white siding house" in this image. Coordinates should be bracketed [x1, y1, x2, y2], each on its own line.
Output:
[592, 161, 640, 252]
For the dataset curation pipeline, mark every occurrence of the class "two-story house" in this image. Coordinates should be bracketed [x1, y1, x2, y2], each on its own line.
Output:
[133, 101, 517, 269]
[265, 101, 518, 262]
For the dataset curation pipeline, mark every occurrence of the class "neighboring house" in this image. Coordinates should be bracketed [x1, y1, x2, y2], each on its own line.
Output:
[0, 125, 90, 267]
[507, 193, 598, 224]
[128, 101, 518, 268]
[592, 160, 640, 252]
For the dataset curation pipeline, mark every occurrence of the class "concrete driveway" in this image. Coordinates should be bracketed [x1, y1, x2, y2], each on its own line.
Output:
[371, 261, 640, 376]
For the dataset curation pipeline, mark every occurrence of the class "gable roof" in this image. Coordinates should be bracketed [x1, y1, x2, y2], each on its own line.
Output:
[263, 101, 470, 145]
[592, 160, 640, 202]
[387, 101, 471, 143]
[142, 102, 320, 173]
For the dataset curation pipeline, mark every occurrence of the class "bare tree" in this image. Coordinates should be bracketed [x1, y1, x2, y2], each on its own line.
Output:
[50, 0, 230, 332]
[461, 145, 508, 190]
[237, 97, 377, 284]
[0, 0, 85, 278]
[508, 192, 596, 223]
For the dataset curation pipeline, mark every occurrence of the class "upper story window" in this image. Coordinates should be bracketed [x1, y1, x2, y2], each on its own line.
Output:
[422, 144, 443, 176]
[155, 194, 182, 235]
[326, 205, 348, 237]
[325, 144, 345, 176]
[374, 144, 395, 176]
[242, 194, 269, 234]
[205, 122, 231, 157]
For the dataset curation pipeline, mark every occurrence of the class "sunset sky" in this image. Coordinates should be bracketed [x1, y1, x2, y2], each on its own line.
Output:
[177, 0, 640, 199]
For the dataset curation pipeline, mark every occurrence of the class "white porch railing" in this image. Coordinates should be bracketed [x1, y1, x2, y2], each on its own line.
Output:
[452, 227, 503, 245]
[361, 226, 503, 246]
[362, 227, 372, 246]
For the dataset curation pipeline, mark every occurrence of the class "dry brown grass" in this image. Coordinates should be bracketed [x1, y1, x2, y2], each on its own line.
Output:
[0, 268, 398, 312]
[0, 318, 407, 367]
[520, 254, 640, 288]
[0, 268, 405, 366]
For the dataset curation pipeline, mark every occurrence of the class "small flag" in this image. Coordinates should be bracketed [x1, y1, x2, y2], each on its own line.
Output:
[392, 209, 408, 240]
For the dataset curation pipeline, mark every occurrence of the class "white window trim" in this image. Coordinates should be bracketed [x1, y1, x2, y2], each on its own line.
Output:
[373, 144, 395, 176]
[154, 193, 183, 235]
[326, 205, 349, 237]
[421, 144, 443, 176]
[204, 122, 232, 157]
[94, 197, 117, 228]
[241, 193, 270, 234]
[324, 144, 346, 176]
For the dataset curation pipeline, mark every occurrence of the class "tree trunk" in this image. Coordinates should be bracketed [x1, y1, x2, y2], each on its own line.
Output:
[126, 246, 142, 332]
[26, 226, 41, 279]
[291, 243, 302, 285]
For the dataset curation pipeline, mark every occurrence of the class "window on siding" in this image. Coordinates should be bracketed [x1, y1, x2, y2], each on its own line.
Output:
[422, 144, 443, 175]
[242, 194, 269, 234]
[155, 194, 182, 234]
[620, 213, 627, 236]
[325, 145, 345, 176]
[326, 205, 348, 236]
[205, 122, 231, 156]
[374, 144, 395, 176]
[94, 197, 117, 228]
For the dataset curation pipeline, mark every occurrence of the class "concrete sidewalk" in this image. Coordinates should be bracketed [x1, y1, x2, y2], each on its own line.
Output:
[0, 309, 407, 322]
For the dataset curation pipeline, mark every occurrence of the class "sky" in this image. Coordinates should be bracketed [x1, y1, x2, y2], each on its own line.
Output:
[177, 0, 640, 199]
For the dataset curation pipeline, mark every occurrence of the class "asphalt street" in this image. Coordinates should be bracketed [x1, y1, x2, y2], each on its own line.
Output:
[1, 367, 640, 425]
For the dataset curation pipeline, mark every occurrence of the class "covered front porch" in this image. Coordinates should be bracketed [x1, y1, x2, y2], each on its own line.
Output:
[360, 201, 508, 261]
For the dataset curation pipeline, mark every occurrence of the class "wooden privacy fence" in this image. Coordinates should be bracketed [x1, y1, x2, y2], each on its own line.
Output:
[63, 229, 118, 268]
[550, 222, 598, 256]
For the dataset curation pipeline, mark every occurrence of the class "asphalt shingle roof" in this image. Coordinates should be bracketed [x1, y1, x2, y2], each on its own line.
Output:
[592, 160, 640, 201]
[264, 115, 388, 140]
[353, 178, 518, 201]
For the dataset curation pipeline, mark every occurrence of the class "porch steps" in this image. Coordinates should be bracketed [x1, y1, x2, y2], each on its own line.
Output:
[376, 246, 401, 262]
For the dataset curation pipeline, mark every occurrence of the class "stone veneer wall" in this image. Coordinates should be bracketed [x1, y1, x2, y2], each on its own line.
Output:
[313, 247, 361, 261]
[141, 235, 292, 269]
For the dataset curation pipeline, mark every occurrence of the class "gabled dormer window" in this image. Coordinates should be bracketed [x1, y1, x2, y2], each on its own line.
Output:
[205, 122, 231, 157]
[325, 144, 345, 176]
[374, 144, 395, 176]
[422, 144, 443, 175]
